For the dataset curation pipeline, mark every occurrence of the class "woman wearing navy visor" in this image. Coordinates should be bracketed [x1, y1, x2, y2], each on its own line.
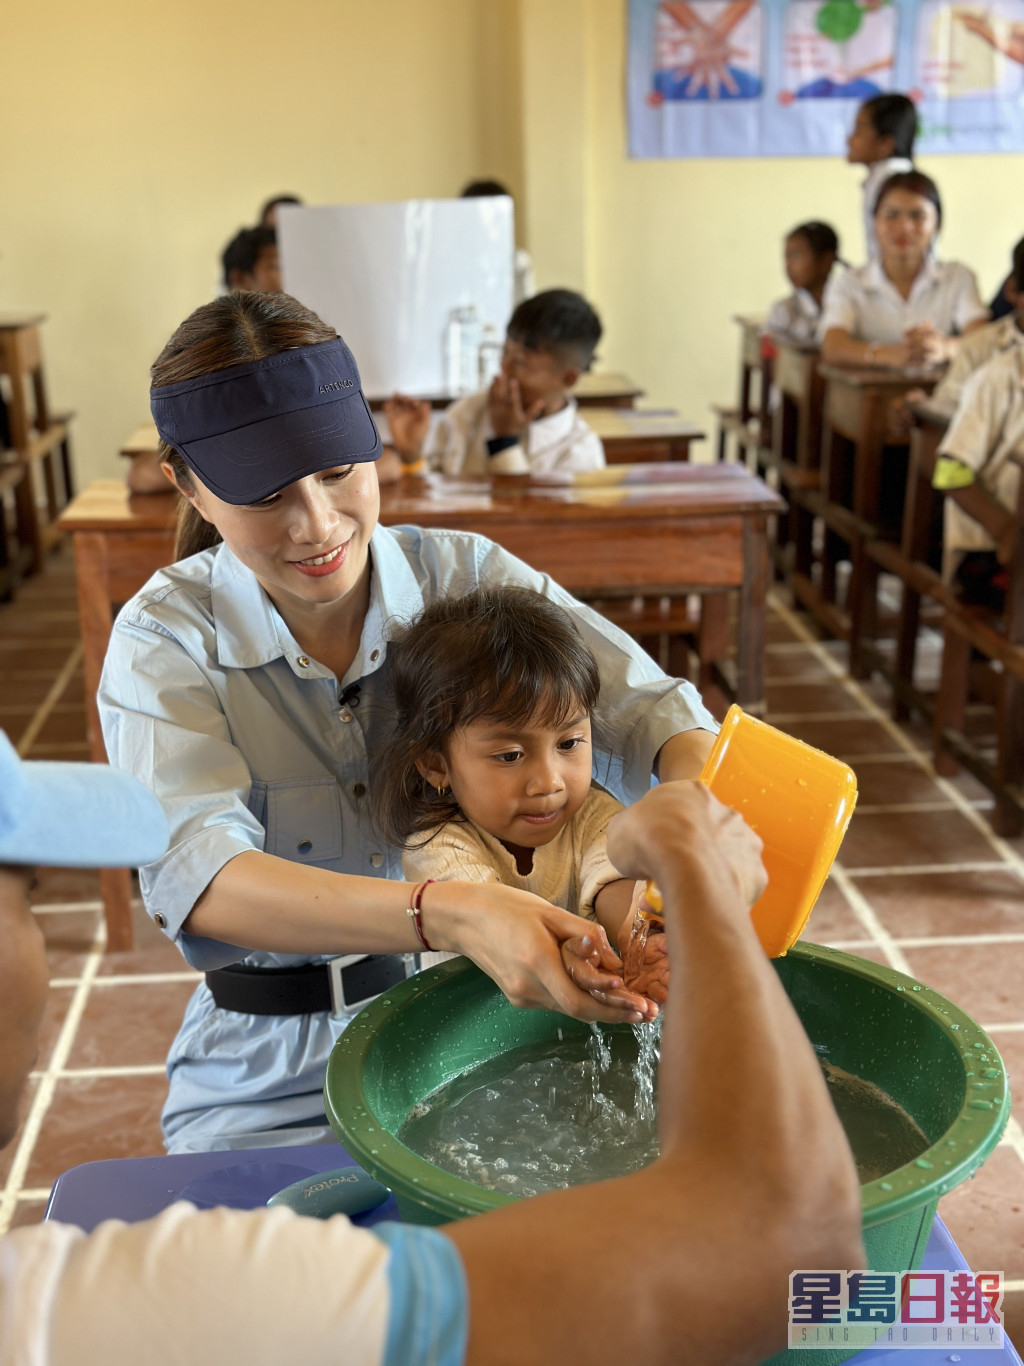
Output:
[99, 291, 718, 1153]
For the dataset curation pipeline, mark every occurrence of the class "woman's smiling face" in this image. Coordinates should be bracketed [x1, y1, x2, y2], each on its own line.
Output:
[177, 461, 380, 614]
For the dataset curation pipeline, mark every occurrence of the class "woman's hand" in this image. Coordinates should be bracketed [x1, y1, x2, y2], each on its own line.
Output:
[903, 322, 951, 367]
[441, 882, 653, 1024]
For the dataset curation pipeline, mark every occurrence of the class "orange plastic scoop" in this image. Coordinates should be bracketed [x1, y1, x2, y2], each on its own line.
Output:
[645, 705, 858, 957]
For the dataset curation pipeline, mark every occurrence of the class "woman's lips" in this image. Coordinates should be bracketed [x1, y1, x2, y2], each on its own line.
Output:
[291, 543, 348, 577]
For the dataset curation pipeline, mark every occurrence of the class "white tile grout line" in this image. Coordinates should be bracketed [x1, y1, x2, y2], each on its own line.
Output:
[986, 1023, 1024, 1033]
[844, 861, 1010, 878]
[49, 973, 202, 989]
[27, 1065, 167, 1080]
[13, 1190, 52, 1204]
[14, 643, 83, 757]
[0, 916, 106, 1232]
[31, 901, 104, 915]
[768, 592, 1024, 883]
[856, 802, 991, 815]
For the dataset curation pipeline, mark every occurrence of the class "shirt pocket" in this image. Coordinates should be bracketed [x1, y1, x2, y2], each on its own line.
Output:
[249, 777, 345, 863]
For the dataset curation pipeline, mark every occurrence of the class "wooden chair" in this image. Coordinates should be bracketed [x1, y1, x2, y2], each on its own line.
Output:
[0, 314, 76, 575]
[932, 472, 1024, 836]
[769, 339, 824, 581]
[714, 315, 771, 467]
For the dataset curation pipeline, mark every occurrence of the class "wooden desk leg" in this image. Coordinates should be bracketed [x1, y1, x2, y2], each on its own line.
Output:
[848, 415, 887, 681]
[73, 531, 134, 952]
[893, 456, 935, 721]
[736, 515, 769, 711]
[697, 593, 730, 711]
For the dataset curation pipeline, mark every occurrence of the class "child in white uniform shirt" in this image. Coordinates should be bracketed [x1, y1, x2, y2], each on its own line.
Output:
[765, 221, 841, 345]
[373, 586, 666, 1004]
[933, 236, 1024, 408]
[385, 289, 604, 478]
[846, 93, 916, 259]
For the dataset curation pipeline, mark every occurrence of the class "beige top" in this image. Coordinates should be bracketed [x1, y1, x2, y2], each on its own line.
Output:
[938, 343, 1024, 565]
[425, 391, 605, 477]
[933, 314, 1021, 408]
[403, 785, 624, 971]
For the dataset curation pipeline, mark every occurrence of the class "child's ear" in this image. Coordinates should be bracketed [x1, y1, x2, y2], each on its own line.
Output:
[561, 363, 582, 391]
[415, 751, 451, 790]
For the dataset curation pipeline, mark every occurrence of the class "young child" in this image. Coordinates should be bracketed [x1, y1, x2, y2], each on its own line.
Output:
[220, 226, 282, 293]
[846, 93, 916, 259]
[934, 235, 1024, 408]
[372, 586, 664, 1004]
[764, 221, 841, 345]
[384, 288, 605, 477]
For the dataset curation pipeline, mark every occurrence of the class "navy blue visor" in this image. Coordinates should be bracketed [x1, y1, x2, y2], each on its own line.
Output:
[150, 337, 382, 505]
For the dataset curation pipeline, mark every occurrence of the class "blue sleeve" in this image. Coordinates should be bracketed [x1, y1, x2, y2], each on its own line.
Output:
[370, 1222, 468, 1366]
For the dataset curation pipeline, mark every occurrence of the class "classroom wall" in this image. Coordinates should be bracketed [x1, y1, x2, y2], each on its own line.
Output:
[0, 0, 507, 485]
[2, 0, 1021, 487]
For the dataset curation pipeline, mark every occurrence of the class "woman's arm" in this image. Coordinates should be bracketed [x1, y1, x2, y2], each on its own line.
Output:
[821, 327, 911, 367]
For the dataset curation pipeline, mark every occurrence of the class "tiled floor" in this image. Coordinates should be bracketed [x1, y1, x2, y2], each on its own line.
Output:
[1, 550, 1022, 1348]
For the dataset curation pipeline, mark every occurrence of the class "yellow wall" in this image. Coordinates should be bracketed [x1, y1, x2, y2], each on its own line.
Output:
[2, 0, 1021, 485]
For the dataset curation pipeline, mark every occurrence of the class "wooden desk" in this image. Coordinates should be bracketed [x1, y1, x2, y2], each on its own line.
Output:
[715, 314, 770, 465]
[795, 362, 941, 675]
[119, 412, 706, 469]
[365, 370, 645, 412]
[62, 465, 781, 949]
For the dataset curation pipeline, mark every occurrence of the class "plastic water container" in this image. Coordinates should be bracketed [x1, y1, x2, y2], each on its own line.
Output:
[443, 304, 482, 395]
[647, 705, 858, 957]
[477, 324, 503, 388]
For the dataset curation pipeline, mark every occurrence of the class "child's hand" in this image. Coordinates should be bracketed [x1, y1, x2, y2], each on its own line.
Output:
[615, 882, 670, 1004]
[560, 928, 659, 1023]
[903, 323, 949, 368]
[383, 395, 431, 460]
[488, 373, 545, 439]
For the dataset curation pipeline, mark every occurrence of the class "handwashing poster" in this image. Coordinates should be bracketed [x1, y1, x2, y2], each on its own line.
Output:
[628, 0, 1024, 155]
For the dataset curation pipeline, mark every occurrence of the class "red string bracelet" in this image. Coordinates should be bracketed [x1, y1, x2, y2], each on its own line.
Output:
[407, 879, 436, 952]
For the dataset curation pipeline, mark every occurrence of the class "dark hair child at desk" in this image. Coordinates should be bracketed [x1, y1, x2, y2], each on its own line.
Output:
[372, 585, 662, 1003]
[819, 171, 988, 370]
[846, 92, 917, 259]
[934, 236, 1024, 408]
[764, 221, 842, 348]
[461, 178, 534, 302]
[383, 287, 605, 479]
[258, 194, 303, 230]
[221, 227, 282, 293]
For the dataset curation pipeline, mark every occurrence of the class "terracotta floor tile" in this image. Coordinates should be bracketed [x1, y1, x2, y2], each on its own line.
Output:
[24, 741, 90, 760]
[764, 613, 804, 644]
[943, 765, 1001, 806]
[31, 867, 102, 905]
[0, 612, 80, 641]
[24, 1075, 167, 1187]
[65, 981, 195, 1070]
[32, 705, 87, 746]
[36, 987, 75, 1070]
[96, 902, 190, 977]
[839, 809, 1000, 870]
[938, 1147, 1024, 1280]
[9, 1200, 47, 1229]
[0, 1079, 38, 1185]
[776, 715, 906, 758]
[42, 908, 101, 979]
[763, 680, 859, 716]
[0, 714, 31, 745]
[0, 644, 77, 677]
[1002, 1288, 1023, 1357]
[762, 645, 835, 682]
[899, 942, 1024, 1025]
[0, 675, 60, 706]
[847, 757, 950, 809]
[57, 671, 85, 705]
[854, 868, 1024, 939]
[984, 1032, 1024, 1130]
[803, 878, 866, 944]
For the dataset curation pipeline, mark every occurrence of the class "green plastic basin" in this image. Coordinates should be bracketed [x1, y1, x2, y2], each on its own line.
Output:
[325, 944, 1009, 1363]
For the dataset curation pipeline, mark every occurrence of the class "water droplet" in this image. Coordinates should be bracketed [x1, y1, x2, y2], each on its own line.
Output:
[911, 984, 922, 992]
[948, 1355, 962, 1362]
[915, 1157, 934, 1169]
[983, 1068, 1000, 1079]
[969, 1100, 993, 1111]
[896, 985, 905, 992]
[797, 778, 808, 787]
[950, 1023, 959, 1030]
[972, 1042, 986, 1050]
[879, 1180, 893, 1191]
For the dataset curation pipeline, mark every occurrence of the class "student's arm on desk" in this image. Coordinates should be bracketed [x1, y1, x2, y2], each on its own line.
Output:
[445, 783, 865, 1366]
[821, 328, 912, 367]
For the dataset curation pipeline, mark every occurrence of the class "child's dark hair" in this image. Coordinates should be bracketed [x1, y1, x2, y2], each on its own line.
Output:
[861, 93, 918, 159]
[506, 288, 603, 371]
[221, 226, 276, 288]
[874, 170, 942, 230]
[259, 194, 302, 226]
[461, 179, 511, 198]
[372, 587, 600, 847]
[1011, 236, 1024, 293]
[788, 220, 840, 261]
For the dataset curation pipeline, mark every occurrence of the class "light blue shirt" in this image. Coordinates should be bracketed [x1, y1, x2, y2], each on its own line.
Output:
[99, 525, 715, 1151]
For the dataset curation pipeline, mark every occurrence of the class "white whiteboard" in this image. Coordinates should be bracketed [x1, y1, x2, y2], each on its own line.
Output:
[277, 199, 514, 397]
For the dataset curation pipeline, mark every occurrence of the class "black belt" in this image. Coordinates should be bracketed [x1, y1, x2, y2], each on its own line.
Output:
[205, 956, 405, 1016]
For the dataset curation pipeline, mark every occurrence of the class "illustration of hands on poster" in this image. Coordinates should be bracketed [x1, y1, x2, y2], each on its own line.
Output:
[628, 0, 1024, 155]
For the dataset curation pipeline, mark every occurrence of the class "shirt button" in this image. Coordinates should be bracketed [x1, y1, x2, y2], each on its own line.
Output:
[370, 649, 379, 662]
[298, 839, 313, 854]
[353, 783, 366, 798]
[297, 656, 310, 669]
[154, 912, 168, 930]
[339, 709, 353, 723]
[369, 852, 383, 868]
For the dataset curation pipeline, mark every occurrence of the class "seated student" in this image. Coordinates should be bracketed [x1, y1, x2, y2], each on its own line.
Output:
[934, 236, 1024, 408]
[764, 221, 841, 345]
[933, 323, 1024, 610]
[373, 586, 664, 1004]
[0, 738, 863, 1366]
[220, 226, 282, 293]
[258, 194, 303, 230]
[819, 171, 988, 368]
[846, 92, 916, 259]
[384, 289, 604, 477]
[461, 178, 535, 303]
